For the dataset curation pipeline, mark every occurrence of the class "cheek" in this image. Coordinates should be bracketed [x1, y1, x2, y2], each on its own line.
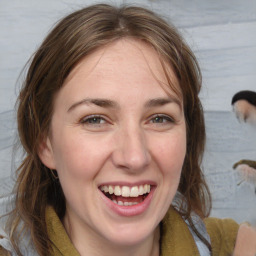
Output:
[52, 132, 110, 179]
[154, 132, 186, 176]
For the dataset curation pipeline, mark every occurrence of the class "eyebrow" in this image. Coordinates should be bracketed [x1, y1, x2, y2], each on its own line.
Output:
[144, 97, 182, 109]
[68, 98, 119, 112]
[67, 96, 181, 112]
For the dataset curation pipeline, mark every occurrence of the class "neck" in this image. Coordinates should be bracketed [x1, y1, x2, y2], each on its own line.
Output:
[63, 214, 160, 256]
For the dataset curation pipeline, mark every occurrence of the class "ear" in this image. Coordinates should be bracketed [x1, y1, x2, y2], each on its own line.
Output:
[37, 136, 56, 169]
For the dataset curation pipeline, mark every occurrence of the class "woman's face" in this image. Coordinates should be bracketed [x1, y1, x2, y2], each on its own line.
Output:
[40, 39, 186, 248]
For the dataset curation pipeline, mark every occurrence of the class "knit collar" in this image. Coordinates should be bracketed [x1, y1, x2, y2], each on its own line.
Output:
[46, 206, 200, 256]
[46, 206, 79, 256]
[160, 206, 200, 255]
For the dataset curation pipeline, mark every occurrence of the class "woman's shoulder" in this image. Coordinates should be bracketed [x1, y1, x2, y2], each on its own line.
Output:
[204, 217, 239, 255]
[204, 216, 239, 237]
[205, 216, 256, 255]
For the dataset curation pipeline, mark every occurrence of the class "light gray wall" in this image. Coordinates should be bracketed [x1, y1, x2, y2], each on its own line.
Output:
[0, 0, 256, 223]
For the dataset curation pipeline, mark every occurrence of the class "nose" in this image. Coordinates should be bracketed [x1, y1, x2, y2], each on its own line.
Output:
[112, 125, 151, 172]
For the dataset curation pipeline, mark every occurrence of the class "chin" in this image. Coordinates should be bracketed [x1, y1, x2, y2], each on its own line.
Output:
[101, 220, 157, 247]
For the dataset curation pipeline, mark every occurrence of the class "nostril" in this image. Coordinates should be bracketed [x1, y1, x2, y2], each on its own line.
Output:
[111, 130, 151, 170]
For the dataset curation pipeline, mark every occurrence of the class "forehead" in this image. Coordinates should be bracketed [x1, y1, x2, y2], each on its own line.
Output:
[64, 39, 181, 96]
[55, 39, 183, 113]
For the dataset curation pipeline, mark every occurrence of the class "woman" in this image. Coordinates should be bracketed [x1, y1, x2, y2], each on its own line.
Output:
[0, 4, 254, 256]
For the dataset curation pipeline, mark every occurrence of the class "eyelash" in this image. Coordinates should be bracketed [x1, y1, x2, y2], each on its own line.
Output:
[80, 114, 174, 127]
[80, 115, 107, 125]
[148, 114, 175, 124]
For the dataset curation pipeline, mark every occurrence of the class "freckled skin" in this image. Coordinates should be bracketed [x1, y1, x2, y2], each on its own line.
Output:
[38, 39, 186, 256]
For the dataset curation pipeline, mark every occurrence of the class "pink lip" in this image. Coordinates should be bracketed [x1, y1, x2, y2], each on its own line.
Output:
[99, 185, 156, 217]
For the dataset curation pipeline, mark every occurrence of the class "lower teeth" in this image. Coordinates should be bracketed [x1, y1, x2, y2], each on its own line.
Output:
[112, 200, 139, 206]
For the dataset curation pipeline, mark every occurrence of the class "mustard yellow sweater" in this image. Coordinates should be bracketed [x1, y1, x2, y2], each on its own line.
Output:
[0, 206, 239, 255]
[46, 206, 238, 256]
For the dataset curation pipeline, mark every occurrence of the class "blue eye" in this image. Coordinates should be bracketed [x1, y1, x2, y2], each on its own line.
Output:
[81, 115, 106, 125]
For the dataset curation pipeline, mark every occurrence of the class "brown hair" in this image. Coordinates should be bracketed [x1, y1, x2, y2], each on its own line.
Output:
[6, 4, 211, 255]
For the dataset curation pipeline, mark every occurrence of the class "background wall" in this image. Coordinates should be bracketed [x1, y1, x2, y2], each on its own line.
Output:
[0, 0, 256, 224]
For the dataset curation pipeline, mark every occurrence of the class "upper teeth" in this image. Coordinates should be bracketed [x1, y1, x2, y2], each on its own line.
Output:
[100, 185, 151, 197]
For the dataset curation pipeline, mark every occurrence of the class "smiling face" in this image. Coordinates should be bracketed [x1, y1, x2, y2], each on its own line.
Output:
[39, 39, 186, 253]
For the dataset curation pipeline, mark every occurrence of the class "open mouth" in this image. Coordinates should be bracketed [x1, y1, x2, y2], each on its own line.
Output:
[99, 184, 151, 206]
